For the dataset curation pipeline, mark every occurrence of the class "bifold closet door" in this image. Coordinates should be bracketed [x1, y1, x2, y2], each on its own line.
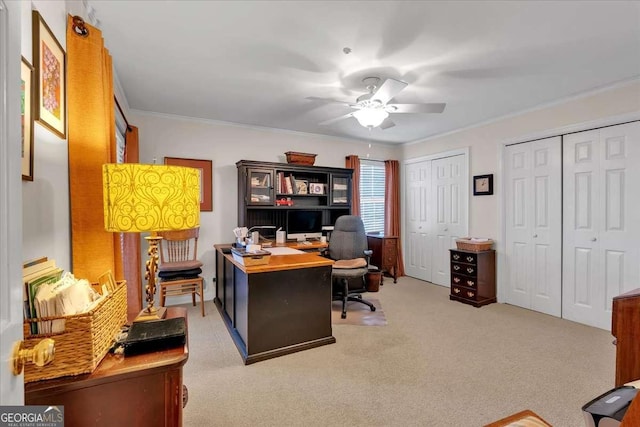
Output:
[563, 122, 640, 330]
[431, 155, 467, 287]
[504, 137, 562, 316]
[404, 161, 432, 281]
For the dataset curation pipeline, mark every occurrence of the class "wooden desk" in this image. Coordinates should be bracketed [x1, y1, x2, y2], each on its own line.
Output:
[25, 307, 189, 427]
[272, 240, 328, 252]
[214, 244, 335, 364]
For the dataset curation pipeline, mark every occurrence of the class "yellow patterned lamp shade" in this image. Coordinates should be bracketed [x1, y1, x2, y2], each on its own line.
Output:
[102, 163, 200, 232]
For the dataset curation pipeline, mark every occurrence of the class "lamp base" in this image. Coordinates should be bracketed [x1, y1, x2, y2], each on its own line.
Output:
[133, 306, 167, 323]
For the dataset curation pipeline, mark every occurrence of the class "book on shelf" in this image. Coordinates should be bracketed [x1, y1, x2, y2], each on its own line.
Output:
[290, 175, 298, 194]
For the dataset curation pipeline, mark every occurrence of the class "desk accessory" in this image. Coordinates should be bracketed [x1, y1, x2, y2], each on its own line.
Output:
[103, 164, 200, 322]
[231, 247, 272, 266]
[123, 317, 186, 356]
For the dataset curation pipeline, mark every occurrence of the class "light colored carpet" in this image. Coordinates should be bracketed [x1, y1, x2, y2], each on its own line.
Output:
[177, 276, 615, 426]
[331, 298, 387, 326]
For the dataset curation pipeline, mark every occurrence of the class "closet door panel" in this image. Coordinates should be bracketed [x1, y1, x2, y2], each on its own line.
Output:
[404, 161, 431, 281]
[563, 122, 640, 330]
[505, 136, 561, 316]
[431, 155, 466, 287]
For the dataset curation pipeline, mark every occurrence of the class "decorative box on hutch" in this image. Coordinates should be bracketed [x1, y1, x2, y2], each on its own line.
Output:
[22, 280, 127, 383]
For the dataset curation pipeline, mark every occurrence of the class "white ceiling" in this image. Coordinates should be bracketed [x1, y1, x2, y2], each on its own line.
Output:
[91, 1, 640, 145]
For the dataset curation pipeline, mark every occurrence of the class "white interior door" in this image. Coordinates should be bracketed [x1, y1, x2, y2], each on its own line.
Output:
[404, 161, 432, 281]
[563, 122, 640, 330]
[431, 155, 467, 287]
[0, 0, 25, 404]
[504, 137, 562, 316]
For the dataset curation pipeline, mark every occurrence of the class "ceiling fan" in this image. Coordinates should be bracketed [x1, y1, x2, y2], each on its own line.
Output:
[308, 77, 446, 130]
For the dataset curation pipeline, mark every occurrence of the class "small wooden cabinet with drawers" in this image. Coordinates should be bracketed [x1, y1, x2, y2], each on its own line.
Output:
[449, 249, 496, 307]
[367, 234, 398, 283]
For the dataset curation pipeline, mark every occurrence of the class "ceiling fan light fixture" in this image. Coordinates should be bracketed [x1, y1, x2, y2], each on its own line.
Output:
[353, 108, 389, 128]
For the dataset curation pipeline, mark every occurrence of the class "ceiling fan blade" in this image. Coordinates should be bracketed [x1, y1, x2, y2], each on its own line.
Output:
[372, 78, 408, 104]
[318, 112, 354, 126]
[379, 118, 396, 130]
[387, 103, 446, 114]
[306, 96, 356, 107]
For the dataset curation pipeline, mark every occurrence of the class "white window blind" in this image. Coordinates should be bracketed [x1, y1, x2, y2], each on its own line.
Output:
[359, 160, 385, 233]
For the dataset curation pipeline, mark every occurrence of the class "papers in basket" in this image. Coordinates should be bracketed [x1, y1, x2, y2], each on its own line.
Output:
[34, 272, 102, 334]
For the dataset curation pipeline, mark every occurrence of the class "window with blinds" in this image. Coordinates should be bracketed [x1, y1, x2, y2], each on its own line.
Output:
[359, 160, 385, 233]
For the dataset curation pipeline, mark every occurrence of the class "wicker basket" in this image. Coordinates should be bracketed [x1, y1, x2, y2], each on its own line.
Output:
[285, 151, 316, 165]
[22, 280, 127, 383]
[455, 238, 494, 252]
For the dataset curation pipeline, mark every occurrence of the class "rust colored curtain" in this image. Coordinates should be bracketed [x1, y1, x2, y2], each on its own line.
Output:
[122, 125, 142, 317]
[384, 160, 405, 277]
[67, 16, 119, 282]
[345, 155, 361, 215]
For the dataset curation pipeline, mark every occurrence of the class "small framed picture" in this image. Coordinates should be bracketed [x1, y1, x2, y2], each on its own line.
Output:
[473, 174, 493, 196]
[295, 180, 308, 194]
[21, 57, 35, 181]
[309, 183, 324, 195]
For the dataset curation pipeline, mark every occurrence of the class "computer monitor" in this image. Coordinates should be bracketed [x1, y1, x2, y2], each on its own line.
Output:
[286, 210, 323, 241]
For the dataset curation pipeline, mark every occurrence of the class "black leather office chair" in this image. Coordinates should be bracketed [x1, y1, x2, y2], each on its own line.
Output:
[325, 215, 376, 319]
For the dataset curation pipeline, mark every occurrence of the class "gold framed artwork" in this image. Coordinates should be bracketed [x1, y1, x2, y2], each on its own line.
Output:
[164, 157, 213, 211]
[32, 10, 66, 139]
[21, 57, 35, 181]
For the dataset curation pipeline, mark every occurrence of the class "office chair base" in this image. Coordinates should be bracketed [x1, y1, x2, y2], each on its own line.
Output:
[335, 294, 377, 319]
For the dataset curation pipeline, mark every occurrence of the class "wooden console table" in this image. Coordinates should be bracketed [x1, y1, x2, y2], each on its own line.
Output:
[25, 307, 189, 427]
[214, 244, 335, 364]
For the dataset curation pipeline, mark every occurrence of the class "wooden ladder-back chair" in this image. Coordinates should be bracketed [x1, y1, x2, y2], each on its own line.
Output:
[157, 227, 205, 316]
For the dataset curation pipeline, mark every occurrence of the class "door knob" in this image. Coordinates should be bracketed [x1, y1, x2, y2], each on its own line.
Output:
[11, 338, 55, 375]
[533, 234, 538, 238]
[591, 237, 597, 242]
[444, 228, 448, 232]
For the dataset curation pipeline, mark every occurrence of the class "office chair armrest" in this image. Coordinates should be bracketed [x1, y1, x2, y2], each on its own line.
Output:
[319, 247, 330, 258]
[363, 249, 373, 266]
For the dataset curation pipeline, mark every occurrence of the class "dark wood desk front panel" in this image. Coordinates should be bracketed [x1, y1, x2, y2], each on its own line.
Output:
[25, 307, 189, 427]
[214, 245, 335, 364]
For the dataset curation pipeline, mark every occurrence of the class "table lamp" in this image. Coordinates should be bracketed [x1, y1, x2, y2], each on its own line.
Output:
[102, 163, 200, 322]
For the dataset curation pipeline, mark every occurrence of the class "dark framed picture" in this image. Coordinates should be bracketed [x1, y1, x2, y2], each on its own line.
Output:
[21, 57, 35, 181]
[164, 157, 213, 211]
[32, 10, 66, 139]
[473, 174, 493, 196]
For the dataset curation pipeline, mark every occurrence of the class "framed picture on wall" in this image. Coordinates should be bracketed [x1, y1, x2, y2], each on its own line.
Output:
[164, 157, 213, 211]
[32, 10, 66, 139]
[21, 57, 35, 181]
[473, 174, 494, 196]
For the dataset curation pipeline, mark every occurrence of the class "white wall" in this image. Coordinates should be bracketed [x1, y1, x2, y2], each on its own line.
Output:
[401, 80, 640, 241]
[21, 0, 71, 271]
[133, 111, 399, 301]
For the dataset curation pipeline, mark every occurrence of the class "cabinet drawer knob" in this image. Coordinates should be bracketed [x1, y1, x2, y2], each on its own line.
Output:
[453, 287, 461, 294]
[466, 256, 473, 262]
[453, 277, 460, 283]
[467, 291, 475, 298]
[467, 268, 474, 274]
[467, 280, 475, 287]
[453, 265, 460, 271]
[453, 254, 460, 260]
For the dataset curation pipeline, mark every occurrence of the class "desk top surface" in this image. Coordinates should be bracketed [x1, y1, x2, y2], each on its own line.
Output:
[25, 307, 189, 396]
[215, 243, 333, 273]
